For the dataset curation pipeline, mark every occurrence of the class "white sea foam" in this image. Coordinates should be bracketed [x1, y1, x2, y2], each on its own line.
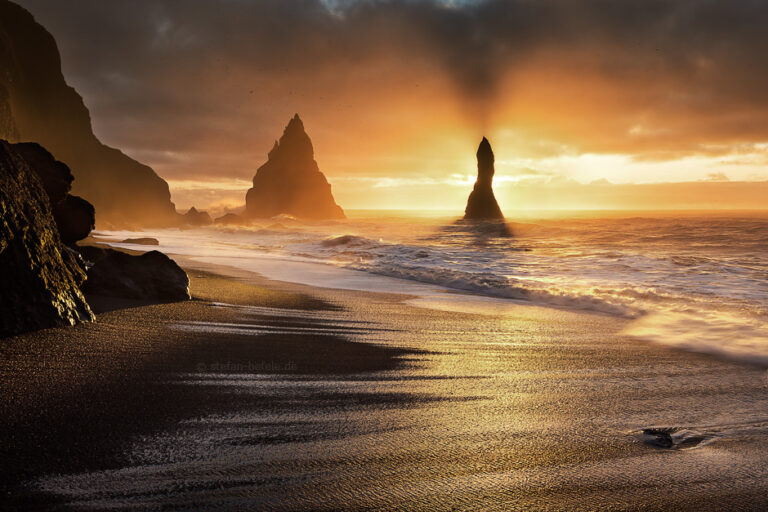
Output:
[100, 213, 768, 364]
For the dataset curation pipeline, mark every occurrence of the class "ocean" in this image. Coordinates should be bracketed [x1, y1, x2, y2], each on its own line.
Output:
[100, 210, 768, 366]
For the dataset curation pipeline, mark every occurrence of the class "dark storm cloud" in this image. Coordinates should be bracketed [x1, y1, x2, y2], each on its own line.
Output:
[14, 0, 768, 177]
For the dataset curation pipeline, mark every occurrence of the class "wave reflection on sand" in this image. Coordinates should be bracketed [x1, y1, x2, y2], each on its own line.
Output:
[32, 288, 768, 511]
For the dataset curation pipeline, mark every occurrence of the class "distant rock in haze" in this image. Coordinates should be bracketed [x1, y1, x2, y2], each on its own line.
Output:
[464, 137, 504, 220]
[12, 142, 95, 245]
[120, 237, 160, 246]
[79, 246, 190, 301]
[181, 206, 213, 226]
[245, 115, 345, 220]
[0, 140, 93, 337]
[214, 212, 250, 226]
[0, 0, 177, 227]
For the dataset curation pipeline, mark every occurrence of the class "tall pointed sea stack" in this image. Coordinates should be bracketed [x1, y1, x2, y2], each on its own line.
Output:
[464, 137, 504, 220]
[245, 115, 345, 220]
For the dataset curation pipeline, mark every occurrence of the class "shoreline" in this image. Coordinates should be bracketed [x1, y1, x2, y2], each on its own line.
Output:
[2, 261, 768, 510]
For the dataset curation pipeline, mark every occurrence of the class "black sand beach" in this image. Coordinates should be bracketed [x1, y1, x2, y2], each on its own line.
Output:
[3, 263, 768, 510]
[3, 0, 768, 509]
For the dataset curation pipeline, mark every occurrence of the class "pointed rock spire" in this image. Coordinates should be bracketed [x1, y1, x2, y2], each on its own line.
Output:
[245, 115, 345, 219]
[464, 137, 504, 220]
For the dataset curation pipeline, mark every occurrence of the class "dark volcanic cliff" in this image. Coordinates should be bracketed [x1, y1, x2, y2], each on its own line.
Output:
[0, 0, 176, 227]
[0, 140, 93, 337]
[246, 115, 345, 220]
[464, 137, 504, 220]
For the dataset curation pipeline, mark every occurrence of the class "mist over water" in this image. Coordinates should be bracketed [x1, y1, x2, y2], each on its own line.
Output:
[102, 212, 768, 364]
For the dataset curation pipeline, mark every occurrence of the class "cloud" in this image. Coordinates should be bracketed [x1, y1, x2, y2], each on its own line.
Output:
[704, 172, 730, 182]
[13, 0, 768, 185]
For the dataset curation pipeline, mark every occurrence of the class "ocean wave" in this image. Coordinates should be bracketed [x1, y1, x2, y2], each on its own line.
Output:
[98, 215, 768, 365]
[346, 262, 637, 317]
[625, 309, 768, 365]
[320, 234, 376, 248]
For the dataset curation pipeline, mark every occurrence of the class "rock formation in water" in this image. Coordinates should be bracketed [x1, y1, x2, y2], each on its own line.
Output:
[214, 212, 250, 226]
[464, 137, 504, 220]
[120, 237, 160, 246]
[181, 206, 213, 226]
[0, 0, 177, 227]
[79, 246, 190, 301]
[12, 142, 95, 245]
[245, 115, 345, 220]
[0, 140, 94, 337]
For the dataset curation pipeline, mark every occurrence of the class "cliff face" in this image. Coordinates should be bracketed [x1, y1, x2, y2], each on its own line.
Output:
[0, 140, 93, 338]
[245, 115, 345, 220]
[0, 0, 176, 227]
[464, 137, 504, 220]
[0, 83, 18, 141]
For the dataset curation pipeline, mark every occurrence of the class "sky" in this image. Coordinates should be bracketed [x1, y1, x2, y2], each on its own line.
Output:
[16, 0, 768, 215]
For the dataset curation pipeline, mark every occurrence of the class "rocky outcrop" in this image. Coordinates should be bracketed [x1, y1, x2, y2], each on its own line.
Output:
[181, 206, 212, 226]
[464, 137, 504, 220]
[245, 115, 344, 220]
[0, 140, 93, 337]
[11, 142, 72, 204]
[214, 213, 249, 226]
[12, 142, 95, 244]
[0, 0, 177, 227]
[54, 195, 95, 244]
[79, 246, 190, 301]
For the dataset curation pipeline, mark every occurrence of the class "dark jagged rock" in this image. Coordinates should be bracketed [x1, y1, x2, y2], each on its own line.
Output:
[0, 140, 93, 337]
[641, 428, 674, 449]
[12, 142, 95, 244]
[120, 237, 159, 246]
[79, 246, 190, 301]
[464, 137, 504, 220]
[53, 195, 95, 245]
[245, 114, 345, 220]
[0, 0, 177, 227]
[12, 142, 72, 204]
[181, 206, 213, 226]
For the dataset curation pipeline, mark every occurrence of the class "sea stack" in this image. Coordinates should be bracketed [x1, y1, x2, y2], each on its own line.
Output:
[245, 115, 345, 220]
[464, 137, 504, 220]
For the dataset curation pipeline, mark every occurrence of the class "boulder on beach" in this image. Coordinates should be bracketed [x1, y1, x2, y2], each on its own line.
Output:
[464, 137, 504, 220]
[79, 246, 190, 301]
[181, 206, 213, 226]
[0, 0, 177, 227]
[0, 140, 94, 337]
[245, 114, 345, 220]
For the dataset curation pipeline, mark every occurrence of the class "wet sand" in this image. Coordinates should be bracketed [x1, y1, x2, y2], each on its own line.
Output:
[2, 264, 768, 510]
